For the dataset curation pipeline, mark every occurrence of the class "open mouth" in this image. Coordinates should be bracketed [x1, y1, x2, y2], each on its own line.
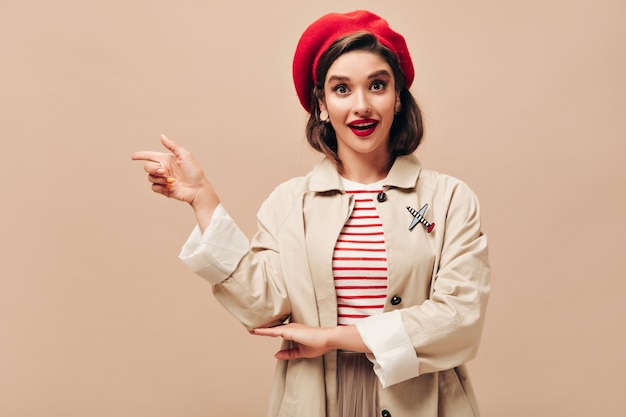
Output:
[348, 120, 378, 137]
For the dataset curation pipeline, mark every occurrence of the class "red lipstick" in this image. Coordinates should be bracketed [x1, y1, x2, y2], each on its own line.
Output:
[348, 119, 378, 137]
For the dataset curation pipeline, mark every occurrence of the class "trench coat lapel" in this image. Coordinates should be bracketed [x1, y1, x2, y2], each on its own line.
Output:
[303, 159, 353, 328]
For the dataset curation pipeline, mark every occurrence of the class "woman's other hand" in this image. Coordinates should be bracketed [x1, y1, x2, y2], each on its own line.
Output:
[253, 323, 369, 360]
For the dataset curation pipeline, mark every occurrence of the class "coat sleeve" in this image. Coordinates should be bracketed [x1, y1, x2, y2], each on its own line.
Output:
[180, 190, 294, 331]
[179, 204, 251, 286]
[358, 180, 490, 386]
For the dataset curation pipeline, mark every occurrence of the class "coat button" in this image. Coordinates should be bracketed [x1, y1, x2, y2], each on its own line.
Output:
[381, 410, 391, 417]
[376, 192, 387, 202]
[391, 296, 402, 306]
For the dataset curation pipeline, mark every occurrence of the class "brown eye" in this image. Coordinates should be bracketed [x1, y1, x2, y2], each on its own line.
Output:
[334, 84, 349, 95]
[371, 81, 385, 91]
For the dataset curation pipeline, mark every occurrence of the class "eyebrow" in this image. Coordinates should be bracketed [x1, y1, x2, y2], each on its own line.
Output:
[327, 69, 392, 83]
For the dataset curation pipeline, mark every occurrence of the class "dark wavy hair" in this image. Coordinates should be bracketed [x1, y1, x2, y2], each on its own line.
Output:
[305, 32, 424, 170]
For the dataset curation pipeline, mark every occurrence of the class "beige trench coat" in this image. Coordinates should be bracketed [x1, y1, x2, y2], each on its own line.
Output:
[211, 154, 490, 417]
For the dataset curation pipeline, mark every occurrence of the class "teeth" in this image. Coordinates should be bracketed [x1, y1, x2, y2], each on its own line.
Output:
[351, 122, 375, 129]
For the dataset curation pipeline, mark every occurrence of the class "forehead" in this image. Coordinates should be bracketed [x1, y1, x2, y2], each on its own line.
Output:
[325, 50, 393, 80]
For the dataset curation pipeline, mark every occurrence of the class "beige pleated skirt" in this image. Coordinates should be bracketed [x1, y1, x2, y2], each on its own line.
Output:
[337, 350, 378, 417]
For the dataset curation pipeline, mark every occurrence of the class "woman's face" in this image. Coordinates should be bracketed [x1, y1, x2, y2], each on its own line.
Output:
[319, 50, 398, 166]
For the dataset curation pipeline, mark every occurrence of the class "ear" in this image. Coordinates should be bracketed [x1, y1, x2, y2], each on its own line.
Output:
[394, 93, 402, 114]
[318, 98, 327, 112]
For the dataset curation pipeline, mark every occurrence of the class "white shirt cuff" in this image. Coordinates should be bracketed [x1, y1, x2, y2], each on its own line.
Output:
[178, 204, 249, 286]
[355, 310, 420, 388]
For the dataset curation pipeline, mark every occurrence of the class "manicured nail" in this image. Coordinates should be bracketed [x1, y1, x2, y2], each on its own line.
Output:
[166, 177, 176, 183]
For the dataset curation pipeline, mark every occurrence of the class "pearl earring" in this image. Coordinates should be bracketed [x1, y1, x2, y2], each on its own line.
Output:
[319, 110, 329, 122]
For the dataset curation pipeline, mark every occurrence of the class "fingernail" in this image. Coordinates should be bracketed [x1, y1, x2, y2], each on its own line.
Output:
[157, 168, 165, 174]
[166, 177, 176, 183]
[165, 184, 173, 189]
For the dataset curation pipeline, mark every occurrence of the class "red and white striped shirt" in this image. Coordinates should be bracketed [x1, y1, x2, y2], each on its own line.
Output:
[333, 179, 388, 326]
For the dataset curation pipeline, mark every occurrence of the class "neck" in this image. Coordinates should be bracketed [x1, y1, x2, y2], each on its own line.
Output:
[339, 152, 393, 184]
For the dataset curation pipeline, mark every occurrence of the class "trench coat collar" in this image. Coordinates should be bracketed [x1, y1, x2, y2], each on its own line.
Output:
[308, 154, 423, 192]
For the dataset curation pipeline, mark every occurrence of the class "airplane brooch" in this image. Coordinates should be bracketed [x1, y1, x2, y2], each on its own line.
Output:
[406, 204, 435, 233]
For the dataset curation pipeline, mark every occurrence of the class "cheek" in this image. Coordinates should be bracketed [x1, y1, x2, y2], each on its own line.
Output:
[382, 99, 397, 118]
[326, 101, 349, 119]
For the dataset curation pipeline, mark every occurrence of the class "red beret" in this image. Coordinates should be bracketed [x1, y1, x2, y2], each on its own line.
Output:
[292, 10, 414, 112]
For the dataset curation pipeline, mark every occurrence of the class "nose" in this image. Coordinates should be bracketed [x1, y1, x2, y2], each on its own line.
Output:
[353, 89, 371, 115]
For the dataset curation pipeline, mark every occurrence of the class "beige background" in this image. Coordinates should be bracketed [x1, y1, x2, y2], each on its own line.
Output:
[1, 0, 624, 416]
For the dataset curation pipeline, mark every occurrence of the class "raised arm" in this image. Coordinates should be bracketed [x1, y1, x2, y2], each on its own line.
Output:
[131, 135, 220, 231]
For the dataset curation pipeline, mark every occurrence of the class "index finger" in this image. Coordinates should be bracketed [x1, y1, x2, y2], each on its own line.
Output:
[130, 150, 166, 162]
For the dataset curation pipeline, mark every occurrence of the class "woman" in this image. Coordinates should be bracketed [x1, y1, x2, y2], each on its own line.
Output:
[132, 10, 490, 417]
